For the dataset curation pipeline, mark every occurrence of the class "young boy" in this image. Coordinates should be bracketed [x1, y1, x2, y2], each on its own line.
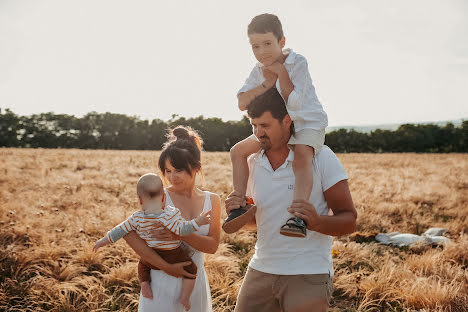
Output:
[224, 13, 328, 238]
[93, 173, 211, 311]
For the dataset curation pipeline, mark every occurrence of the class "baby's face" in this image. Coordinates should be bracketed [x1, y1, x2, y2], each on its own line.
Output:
[248, 32, 285, 66]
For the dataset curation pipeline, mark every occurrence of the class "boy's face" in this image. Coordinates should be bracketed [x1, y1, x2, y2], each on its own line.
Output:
[249, 32, 285, 66]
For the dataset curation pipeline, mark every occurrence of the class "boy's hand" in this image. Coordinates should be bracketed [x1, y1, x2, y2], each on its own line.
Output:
[264, 62, 286, 75]
[262, 68, 277, 87]
[196, 210, 211, 226]
[93, 237, 110, 252]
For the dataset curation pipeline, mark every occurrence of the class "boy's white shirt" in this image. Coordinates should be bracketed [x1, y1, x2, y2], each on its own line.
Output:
[238, 48, 328, 132]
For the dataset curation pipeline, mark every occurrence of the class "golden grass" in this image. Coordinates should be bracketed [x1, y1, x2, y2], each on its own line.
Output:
[1, 148, 467, 311]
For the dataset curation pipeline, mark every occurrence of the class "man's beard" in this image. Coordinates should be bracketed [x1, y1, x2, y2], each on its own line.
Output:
[258, 136, 272, 151]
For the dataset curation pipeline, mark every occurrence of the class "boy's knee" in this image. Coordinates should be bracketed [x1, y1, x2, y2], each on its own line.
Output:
[230, 144, 241, 160]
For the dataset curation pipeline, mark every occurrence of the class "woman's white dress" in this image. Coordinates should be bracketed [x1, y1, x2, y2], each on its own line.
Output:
[138, 190, 213, 312]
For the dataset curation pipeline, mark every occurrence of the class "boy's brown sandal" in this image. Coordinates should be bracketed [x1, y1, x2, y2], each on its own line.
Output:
[222, 204, 257, 234]
[279, 217, 307, 238]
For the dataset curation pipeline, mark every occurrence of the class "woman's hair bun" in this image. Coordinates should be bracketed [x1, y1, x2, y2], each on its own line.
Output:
[172, 126, 190, 140]
[164, 125, 203, 152]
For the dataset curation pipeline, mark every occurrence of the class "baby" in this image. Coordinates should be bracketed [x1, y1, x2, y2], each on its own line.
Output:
[93, 173, 211, 311]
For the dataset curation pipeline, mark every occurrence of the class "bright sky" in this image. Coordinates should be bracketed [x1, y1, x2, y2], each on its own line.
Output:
[1, 0, 467, 126]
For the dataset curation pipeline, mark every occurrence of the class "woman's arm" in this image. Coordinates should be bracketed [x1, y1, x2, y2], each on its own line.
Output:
[181, 193, 221, 254]
[123, 231, 196, 278]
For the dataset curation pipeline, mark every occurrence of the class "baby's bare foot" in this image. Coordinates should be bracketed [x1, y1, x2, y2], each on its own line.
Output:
[179, 295, 191, 311]
[141, 281, 153, 299]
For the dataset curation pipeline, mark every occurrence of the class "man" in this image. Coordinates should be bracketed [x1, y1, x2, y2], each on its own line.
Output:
[225, 88, 357, 312]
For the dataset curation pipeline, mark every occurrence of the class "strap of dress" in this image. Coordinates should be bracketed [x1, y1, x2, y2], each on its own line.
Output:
[165, 189, 211, 213]
[203, 191, 212, 212]
[164, 189, 175, 207]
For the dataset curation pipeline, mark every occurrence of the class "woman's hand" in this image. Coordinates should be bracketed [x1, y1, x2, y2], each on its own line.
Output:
[163, 262, 197, 279]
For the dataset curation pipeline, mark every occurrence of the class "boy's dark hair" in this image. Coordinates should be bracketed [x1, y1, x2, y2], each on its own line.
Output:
[247, 88, 294, 135]
[248, 13, 283, 41]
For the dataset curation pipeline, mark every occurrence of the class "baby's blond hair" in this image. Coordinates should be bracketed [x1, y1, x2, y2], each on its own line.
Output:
[137, 173, 163, 199]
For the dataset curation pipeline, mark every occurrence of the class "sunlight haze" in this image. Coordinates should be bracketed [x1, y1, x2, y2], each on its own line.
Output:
[1, 0, 467, 126]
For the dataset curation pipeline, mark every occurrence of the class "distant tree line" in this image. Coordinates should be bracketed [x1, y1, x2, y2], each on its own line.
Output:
[1, 108, 467, 152]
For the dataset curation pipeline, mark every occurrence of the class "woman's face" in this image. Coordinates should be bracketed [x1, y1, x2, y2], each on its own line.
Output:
[163, 158, 196, 190]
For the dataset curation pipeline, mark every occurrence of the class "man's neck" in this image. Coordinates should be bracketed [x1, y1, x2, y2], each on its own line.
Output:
[265, 146, 290, 171]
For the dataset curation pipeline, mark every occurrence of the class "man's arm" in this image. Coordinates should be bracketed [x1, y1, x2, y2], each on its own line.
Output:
[288, 180, 357, 236]
[123, 231, 196, 278]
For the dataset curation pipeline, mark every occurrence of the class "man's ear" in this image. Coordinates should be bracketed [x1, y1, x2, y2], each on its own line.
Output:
[280, 36, 286, 49]
[138, 196, 143, 205]
[282, 114, 292, 128]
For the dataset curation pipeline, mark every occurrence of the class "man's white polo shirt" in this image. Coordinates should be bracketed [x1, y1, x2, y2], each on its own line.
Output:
[246, 145, 348, 276]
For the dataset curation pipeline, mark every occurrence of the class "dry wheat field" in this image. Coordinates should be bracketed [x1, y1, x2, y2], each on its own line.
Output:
[1, 148, 467, 312]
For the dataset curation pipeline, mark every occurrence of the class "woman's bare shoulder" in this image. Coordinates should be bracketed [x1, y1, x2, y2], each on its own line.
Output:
[206, 191, 220, 200]
[204, 191, 221, 206]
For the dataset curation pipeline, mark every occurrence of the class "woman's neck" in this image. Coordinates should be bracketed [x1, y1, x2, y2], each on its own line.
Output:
[168, 183, 199, 198]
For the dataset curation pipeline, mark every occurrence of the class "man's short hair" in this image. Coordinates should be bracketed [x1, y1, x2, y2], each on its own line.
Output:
[247, 88, 294, 135]
[248, 13, 284, 41]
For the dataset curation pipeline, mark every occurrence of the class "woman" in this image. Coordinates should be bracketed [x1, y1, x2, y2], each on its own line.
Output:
[124, 126, 221, 312]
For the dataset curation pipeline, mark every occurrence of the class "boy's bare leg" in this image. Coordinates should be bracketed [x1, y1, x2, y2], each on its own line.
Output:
[141, 281, 153, 299]
[292, 144, 315, 201]
[179, 278, 196, 311]
[230, 136, 261, 198]
[223, 137, 261, 233]
[138, 260, 153, 299]
[280, 144, 315, 237]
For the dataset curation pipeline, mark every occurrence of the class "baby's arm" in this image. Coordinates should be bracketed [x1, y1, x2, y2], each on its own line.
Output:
[161, 208, 211, 236]
[238, 67, 277, 111]
[93, 213, 137, 252]
[93, 236, 111, 252]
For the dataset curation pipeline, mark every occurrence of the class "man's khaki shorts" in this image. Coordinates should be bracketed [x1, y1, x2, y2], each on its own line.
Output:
[234, 267, 334, 312]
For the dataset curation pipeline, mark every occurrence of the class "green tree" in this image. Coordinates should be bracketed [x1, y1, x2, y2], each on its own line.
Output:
[0, 108, 20, 147]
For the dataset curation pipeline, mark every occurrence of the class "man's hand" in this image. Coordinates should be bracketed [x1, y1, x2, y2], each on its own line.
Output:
[264, 62, 286, 75]
[163, 261, 197, 279]
[288, 199, 322, 231]
[262, 67, 277, 87]
[225, 190, 247, 214]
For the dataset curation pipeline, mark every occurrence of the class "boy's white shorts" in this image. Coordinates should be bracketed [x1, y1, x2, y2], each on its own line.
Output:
[249, 128, 325, 155]
[288, 128, 325, 155]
